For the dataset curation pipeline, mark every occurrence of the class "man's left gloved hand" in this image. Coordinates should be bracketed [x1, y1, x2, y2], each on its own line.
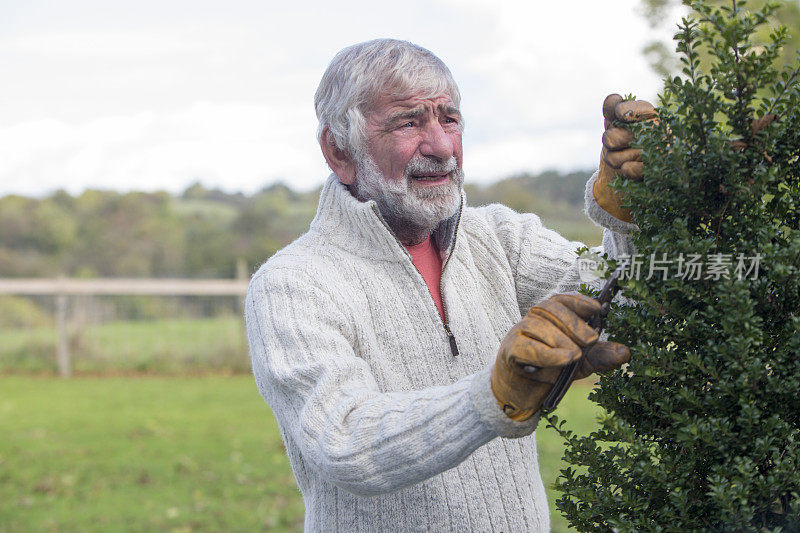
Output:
[593, 93, 657, 223]
[490, 293, 631, 421]
[593, 93, 777, 223]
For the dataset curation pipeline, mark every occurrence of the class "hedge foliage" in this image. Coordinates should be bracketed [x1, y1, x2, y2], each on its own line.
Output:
[551, 1, 800, 530]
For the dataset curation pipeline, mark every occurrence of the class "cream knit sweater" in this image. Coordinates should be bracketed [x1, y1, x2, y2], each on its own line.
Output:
[246, 172, 634, 532]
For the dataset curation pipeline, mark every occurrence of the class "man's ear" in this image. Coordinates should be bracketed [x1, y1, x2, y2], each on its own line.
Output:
[320, 127, 356, 185]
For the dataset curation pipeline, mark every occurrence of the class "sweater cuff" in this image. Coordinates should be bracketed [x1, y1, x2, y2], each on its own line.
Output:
[469, 365, 540, 439]
[584, 170, 639, 235]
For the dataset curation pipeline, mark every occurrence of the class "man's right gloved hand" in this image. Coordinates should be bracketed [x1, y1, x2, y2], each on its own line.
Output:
[490, 294, 631, 421]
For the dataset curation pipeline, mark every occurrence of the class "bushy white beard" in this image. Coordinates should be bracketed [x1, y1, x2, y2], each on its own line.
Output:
[351, 152, 464, 244]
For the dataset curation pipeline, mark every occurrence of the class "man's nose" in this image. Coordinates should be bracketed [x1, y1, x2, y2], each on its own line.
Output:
[419, 121, 454, 161]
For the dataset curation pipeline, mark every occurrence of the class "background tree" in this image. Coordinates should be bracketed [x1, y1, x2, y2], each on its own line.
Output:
[640, 0, 800, 76]
[0, 170, 601, 282]
[552, 0, 800, 530]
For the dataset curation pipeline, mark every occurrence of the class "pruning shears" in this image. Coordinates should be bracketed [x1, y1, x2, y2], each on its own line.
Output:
[523, 263, 624, 412]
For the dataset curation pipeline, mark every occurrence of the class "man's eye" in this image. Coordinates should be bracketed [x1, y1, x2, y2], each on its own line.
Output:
[400, 121, 414, 128]
[444, 117, 458, 124]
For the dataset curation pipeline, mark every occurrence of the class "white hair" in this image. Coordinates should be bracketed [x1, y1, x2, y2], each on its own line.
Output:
[314, 39, 463, 157]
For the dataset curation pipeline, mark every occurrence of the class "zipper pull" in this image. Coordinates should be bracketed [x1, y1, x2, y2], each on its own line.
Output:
[444, 325, 459, 356]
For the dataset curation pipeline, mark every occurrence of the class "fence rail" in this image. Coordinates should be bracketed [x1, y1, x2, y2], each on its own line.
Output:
[0, 278, 250, 378]
[0, 278, 249, 296]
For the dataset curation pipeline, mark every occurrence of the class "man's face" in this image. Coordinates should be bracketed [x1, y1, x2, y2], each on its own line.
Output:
[351, 89, 465, 240]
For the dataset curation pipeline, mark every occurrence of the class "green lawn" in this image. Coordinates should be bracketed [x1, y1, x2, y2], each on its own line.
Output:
[0, 317, 250, 375]
[0, 376, 601, 532]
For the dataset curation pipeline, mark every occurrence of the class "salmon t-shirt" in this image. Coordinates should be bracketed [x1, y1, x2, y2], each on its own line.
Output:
[404, 237, 445, 320]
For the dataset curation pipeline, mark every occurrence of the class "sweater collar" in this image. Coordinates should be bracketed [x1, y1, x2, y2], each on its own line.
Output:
[310, 173, 464, 263]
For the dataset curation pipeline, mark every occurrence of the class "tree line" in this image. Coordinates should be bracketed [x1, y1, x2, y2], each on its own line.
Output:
[0, 170, 597, 280]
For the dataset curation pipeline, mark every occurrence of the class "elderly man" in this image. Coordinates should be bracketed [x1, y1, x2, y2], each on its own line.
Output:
[246, 38, 648, 531]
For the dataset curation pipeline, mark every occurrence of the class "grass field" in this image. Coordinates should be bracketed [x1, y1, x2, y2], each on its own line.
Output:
[0, 376, 601, 532]
[0, 317, 250, 375]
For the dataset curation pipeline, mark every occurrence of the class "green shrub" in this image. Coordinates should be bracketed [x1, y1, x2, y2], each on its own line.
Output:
[551, 1, 800, 530]
[0, 296, 51, 328]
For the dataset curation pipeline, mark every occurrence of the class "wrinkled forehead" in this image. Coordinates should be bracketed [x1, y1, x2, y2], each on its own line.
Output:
[361, 67, 457, 114]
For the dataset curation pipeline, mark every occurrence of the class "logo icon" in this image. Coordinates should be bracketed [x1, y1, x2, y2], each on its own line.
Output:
[577, 250, 609, 282]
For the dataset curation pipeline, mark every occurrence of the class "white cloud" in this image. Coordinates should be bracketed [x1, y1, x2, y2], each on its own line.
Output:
[453, 0, 662, 125]
[466, 129, 598, 184]
[0, 103, 329, 196]
[0, 0, 673, 196]
[4, 29, 206, 59]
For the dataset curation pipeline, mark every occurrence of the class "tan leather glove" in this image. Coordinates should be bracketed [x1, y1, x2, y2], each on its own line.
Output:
[593, 93, 657, 223]
[490, 293, 631, 421]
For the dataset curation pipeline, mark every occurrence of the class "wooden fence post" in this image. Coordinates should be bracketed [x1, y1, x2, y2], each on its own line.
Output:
[56, 292, 72, 378]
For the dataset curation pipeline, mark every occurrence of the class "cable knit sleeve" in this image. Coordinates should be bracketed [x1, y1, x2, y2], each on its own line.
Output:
[245, 267, 538, 497]
[470, 170, 636, 314]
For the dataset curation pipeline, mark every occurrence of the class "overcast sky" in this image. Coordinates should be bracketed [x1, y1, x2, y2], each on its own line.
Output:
[1, 0, 676, 197]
